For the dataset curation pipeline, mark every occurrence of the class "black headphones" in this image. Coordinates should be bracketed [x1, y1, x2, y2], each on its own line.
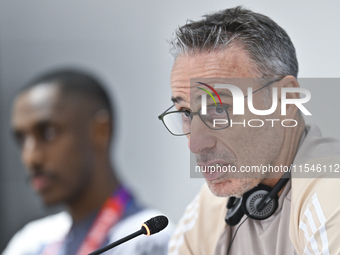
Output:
[225, 171, 291, 226]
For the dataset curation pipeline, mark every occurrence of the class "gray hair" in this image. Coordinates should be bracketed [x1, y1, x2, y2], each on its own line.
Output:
[169, 6, 298, 78]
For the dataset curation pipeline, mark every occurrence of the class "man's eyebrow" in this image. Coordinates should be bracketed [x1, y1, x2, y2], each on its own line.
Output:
[13, 119, 55, 134]
[194, 91, 232, 102]
[214, 91, 232, 98]
[171, 96, 185, 104]
[171, 91, 232, 104]
[33, 119, 54, 129]
[11, 119, 55, 144]
[12, 129, 22, 140]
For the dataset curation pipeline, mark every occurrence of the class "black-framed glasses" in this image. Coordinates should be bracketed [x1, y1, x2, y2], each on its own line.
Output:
[158, 104, 231, 136]
[158, 78, 281, 136]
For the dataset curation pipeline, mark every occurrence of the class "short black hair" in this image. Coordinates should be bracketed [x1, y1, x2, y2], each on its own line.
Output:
[21, 68, 115, 136]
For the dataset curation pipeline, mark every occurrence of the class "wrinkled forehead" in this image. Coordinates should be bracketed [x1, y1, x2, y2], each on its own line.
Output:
[170, 48, 262, 104]
[171, 48, 259, 82]
[191, 78, 260, 89]
[193, 78, 269, 109]
[171, 77, 267, 107]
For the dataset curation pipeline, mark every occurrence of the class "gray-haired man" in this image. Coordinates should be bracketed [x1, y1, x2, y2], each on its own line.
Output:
[159, 6, 340, 255]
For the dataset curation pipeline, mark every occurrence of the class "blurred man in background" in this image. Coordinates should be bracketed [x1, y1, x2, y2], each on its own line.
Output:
[4, 69, 171, 255]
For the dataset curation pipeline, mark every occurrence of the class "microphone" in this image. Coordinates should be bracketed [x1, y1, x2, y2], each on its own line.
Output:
[88, 215, 169, 255]
[256, 171, 291, 212]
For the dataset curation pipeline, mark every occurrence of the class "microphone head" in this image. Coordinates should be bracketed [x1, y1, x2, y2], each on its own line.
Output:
[141, 215, 169, 236]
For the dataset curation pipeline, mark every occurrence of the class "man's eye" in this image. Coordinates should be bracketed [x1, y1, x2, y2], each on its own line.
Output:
[41, 126, 57, 142]
[14, 133, 25, 147]
[182, 110, 191, 119]
[215, 106, 225, 114]
[207, 106, 226, 116]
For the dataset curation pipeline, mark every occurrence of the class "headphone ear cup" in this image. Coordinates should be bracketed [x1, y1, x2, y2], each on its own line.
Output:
[225, 197, 244, 226]
[242, 184, 278, 221]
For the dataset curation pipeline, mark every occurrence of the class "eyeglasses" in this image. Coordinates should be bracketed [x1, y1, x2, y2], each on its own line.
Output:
[158, 79, 281, 136]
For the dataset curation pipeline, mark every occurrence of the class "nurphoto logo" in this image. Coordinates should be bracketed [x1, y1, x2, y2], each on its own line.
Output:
[197, 81, 312, 128]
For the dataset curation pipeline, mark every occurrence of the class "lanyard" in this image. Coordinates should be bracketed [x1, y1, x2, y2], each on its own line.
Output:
[42, 186, 132, 255]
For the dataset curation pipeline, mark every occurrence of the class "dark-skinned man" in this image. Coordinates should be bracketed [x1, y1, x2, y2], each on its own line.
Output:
[4, 69, 172, 255]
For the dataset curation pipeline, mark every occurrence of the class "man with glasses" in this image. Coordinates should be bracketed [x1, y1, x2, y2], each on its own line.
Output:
[159, 6, 340, 255]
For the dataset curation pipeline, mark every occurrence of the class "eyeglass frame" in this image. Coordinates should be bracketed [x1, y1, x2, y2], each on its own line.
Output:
[158, 78, 282, 136]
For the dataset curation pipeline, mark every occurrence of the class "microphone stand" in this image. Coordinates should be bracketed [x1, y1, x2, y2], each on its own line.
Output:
[88, 229, 145, 255]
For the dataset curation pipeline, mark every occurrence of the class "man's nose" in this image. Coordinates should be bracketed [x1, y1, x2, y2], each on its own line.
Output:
[22, 136, 44, 170]
[188, 116, 216, 154]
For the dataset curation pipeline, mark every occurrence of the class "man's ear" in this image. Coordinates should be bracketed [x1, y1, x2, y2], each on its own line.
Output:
[276, 76, 303, 120]
[91, 109, 112, 151]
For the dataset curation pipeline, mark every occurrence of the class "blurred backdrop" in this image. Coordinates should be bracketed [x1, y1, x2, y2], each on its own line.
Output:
[0, 0, 339, 252]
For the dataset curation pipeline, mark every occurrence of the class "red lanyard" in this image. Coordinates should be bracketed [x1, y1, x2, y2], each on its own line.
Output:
[42, 187, 132, 255]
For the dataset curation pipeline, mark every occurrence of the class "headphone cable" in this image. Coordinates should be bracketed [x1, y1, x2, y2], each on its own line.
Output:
[226, 216, 249, 255]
